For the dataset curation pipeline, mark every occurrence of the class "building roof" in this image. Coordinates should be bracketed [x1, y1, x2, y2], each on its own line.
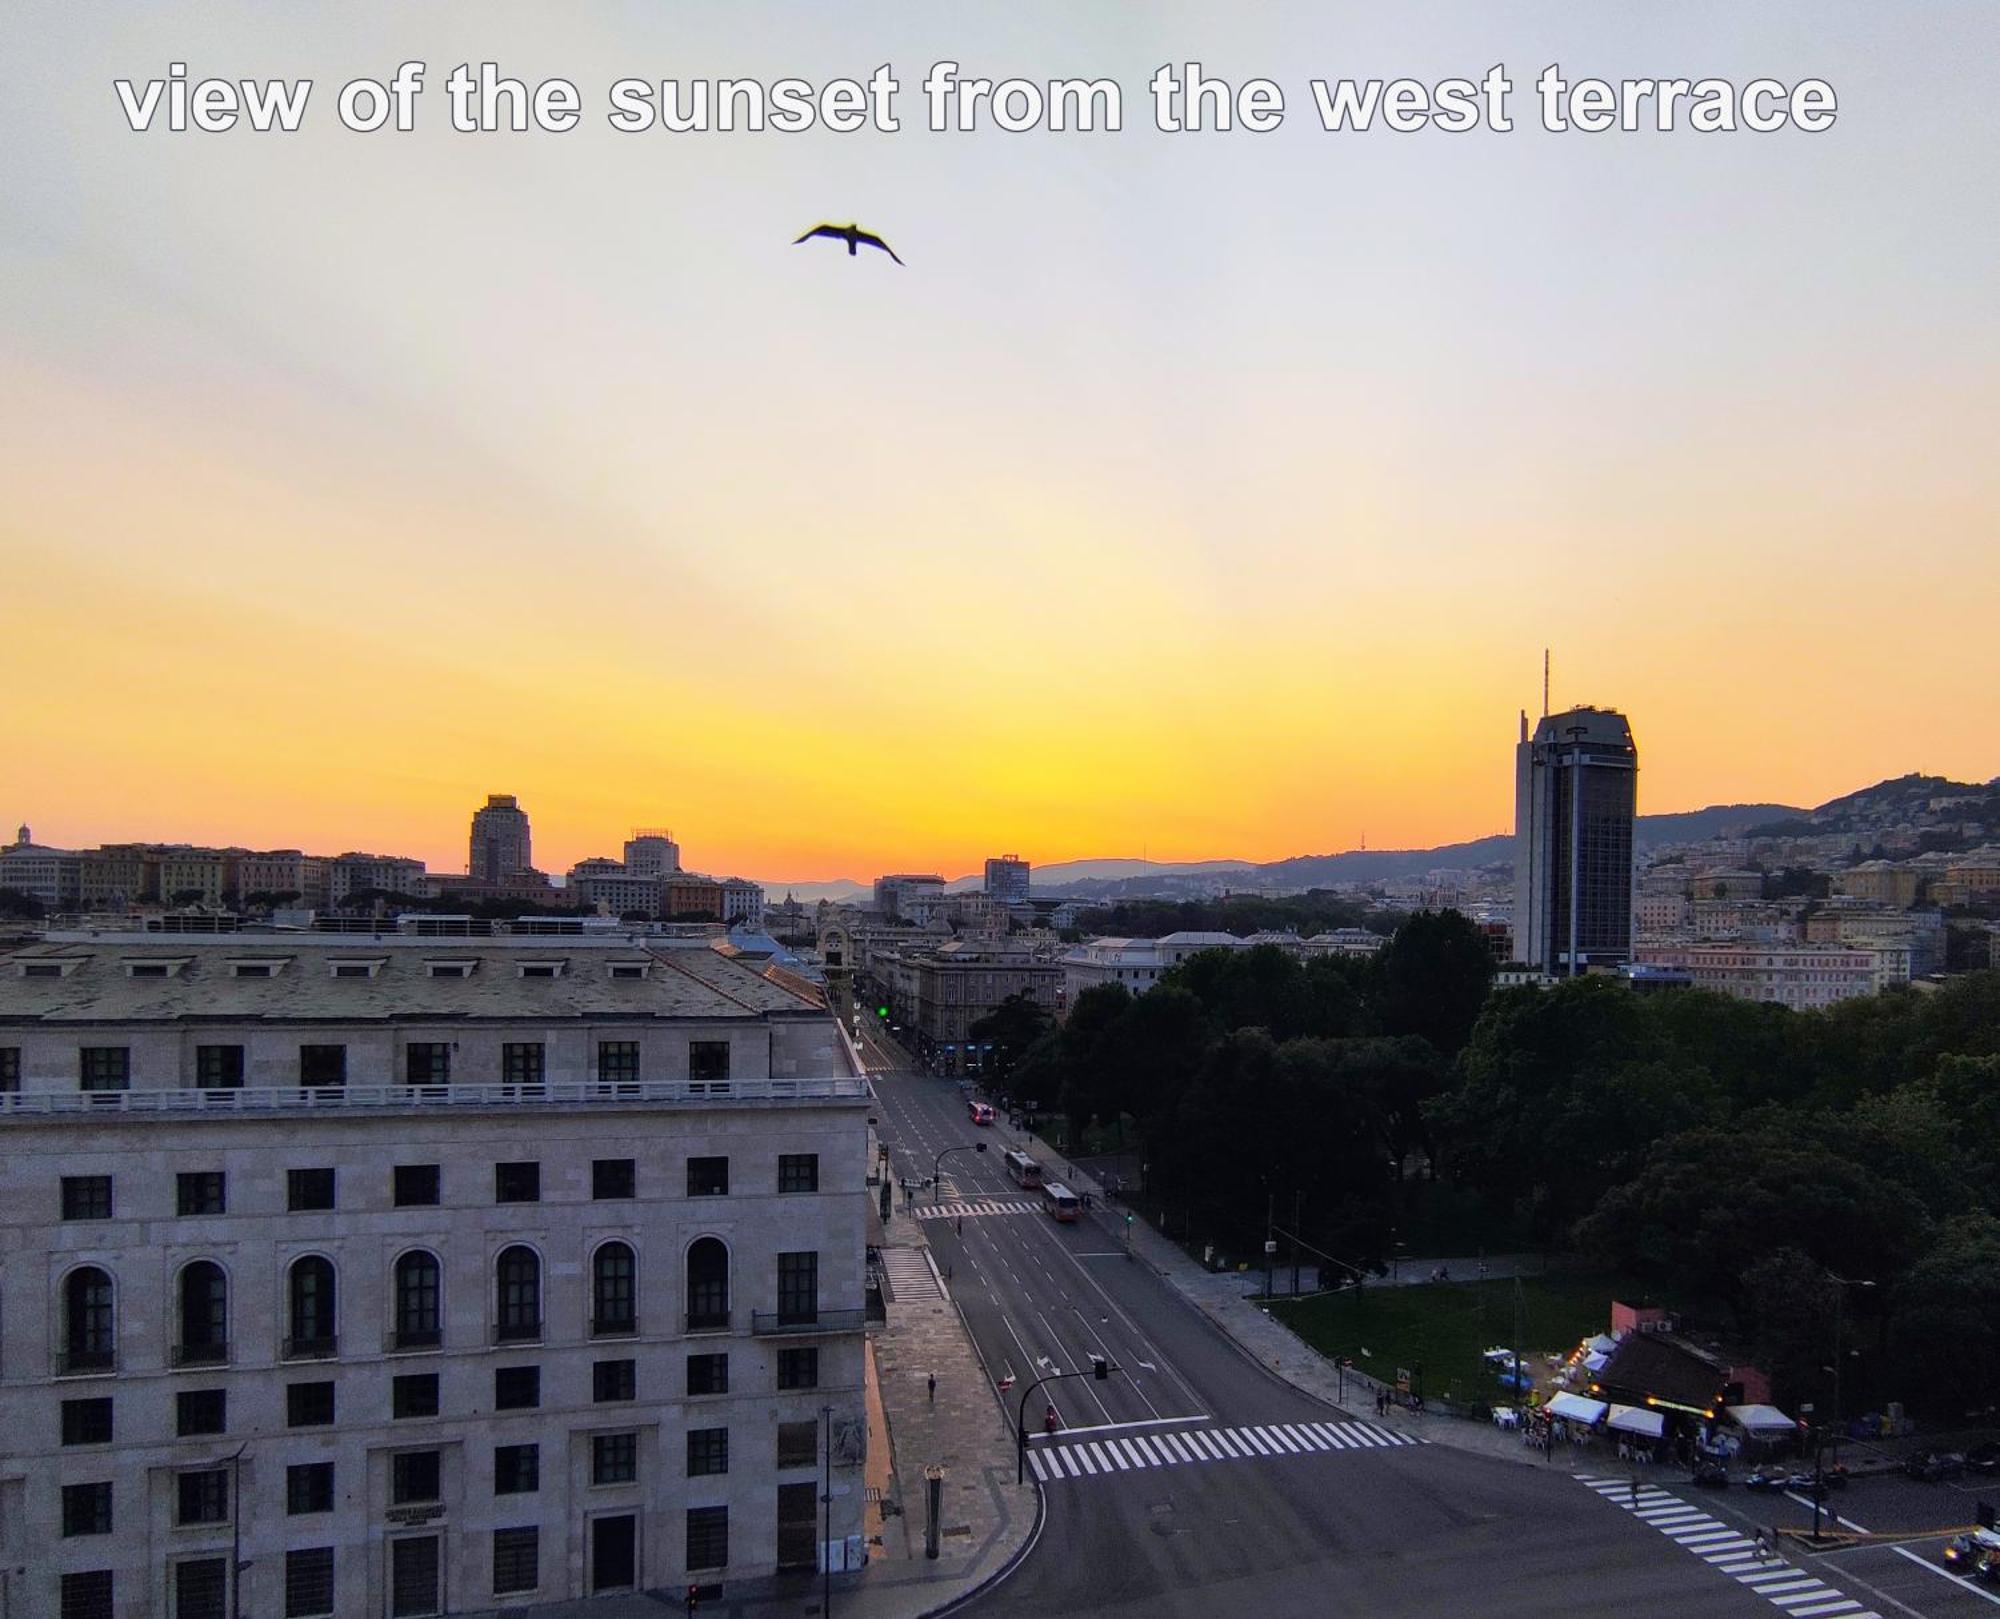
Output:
[1592, 1331, 1735, 1416]
[0, 936, 825, 1024]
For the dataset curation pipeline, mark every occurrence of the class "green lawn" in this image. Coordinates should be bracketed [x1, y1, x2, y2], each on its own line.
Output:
[1270, 1273, 1646, 1406]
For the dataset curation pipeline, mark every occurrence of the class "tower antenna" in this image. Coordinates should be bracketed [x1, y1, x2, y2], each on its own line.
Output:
[1542, 648, 1550, 718]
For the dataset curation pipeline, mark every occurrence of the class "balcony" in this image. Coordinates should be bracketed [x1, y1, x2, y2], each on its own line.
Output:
[281, 1335, 338, 1361]
[493, 1319, 542, 1345]
[0, 1076, 871, 1120]
[55, 1347, 117, 1376]
[171, 1341, 229, 1368]
[684, 1311, 732, 1335]
[751, 1308, 866, 1337]
[389, 1327, 442, 1353]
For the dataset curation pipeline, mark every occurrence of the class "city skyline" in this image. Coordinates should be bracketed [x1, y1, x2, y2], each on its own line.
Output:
[6, 2, 1997, 880]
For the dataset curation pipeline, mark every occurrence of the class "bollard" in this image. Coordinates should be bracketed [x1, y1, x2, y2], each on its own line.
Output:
[924, 1466, 944, 1560]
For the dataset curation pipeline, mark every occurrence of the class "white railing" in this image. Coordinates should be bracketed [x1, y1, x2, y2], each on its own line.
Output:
[0, 1077, 873, 1117]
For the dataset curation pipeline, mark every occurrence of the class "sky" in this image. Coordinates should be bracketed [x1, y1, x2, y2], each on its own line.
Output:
[3, 2, 1996, 881]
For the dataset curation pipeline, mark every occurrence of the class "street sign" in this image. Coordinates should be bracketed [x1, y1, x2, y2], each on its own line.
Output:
[1396, 1367, 1412, 1391]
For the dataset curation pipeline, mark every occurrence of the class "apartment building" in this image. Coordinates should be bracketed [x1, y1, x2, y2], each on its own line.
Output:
[1636, 940, 1908, 1009]
[0, 932, 870, 1618]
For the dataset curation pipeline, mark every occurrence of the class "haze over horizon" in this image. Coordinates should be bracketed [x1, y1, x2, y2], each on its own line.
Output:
[5, 2, 1996, 880]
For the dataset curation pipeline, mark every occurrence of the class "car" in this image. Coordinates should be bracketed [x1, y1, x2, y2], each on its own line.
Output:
[1744, 1468, 1786, 1493]
[1942, 1528, 2000, 1579]
[1905, 1450, 1968, 1482]
[1692, 1460, 1730, 1488]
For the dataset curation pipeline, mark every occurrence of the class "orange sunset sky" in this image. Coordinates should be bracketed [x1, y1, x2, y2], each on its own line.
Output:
[3, 2, 1995, 881]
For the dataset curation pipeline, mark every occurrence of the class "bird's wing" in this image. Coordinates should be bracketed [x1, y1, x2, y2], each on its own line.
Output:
[793, 224, 844, 245]
[853, 230, 904, 265]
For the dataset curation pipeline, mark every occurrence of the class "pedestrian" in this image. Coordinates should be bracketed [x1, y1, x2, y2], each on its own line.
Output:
[1629, 1476, 1640, 1507]
[927, 1370, 936, 1403]
[955, 1216, 963, 1236]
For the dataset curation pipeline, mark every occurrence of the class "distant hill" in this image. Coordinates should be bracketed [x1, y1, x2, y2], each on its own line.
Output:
[1748, 773, 1999, 838]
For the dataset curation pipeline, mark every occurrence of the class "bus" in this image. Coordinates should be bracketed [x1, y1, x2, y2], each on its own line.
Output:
[967, 1101, 995, 1126]
[1042, 1182, 1080, 1223]
[1003, 1149, 1044, 1189]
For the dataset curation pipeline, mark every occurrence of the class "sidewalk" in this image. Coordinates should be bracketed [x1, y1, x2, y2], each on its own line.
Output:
[1007, 1121, 1596, 1478]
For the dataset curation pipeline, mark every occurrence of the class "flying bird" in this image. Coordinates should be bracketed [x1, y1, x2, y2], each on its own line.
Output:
[794, 222, 903, 264]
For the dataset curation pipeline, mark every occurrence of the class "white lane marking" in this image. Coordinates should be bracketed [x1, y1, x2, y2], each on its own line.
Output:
[1783, 1492, 1870, 1533]
[1056, 1415, 1211, 1438]
[1028, 1451, 1047, 1482]
[1890, 1545, 2000, 1608]
[1789, 1602, 1864, 1617]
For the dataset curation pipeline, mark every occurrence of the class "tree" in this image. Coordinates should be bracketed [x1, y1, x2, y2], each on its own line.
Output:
[967, 992, 1054, 1090]
[1892, 1213, 2000, 1418]
[1372, 909, 1494, 1057]
[0, 887, 46, 921]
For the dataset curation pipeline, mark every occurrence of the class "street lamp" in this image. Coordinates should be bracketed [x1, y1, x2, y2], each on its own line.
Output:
[1813, 1271, 1876, 1540]
[932, 1142, 988, 1205]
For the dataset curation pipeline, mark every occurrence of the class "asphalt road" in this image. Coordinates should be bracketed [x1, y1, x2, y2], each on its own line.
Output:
[858, 1028, 1872, 1618]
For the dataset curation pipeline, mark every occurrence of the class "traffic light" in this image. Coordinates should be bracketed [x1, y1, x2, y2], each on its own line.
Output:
[686, 1585, 700, 1614]
[1125, 1213, 1134, 1226]
[877, 1006, 889, 1018]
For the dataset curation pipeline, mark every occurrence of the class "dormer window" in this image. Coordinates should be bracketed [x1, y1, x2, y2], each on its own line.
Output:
[328, 959, 385, 980]
[608, 962, 650, 981]
[120, 957, 190, 979]
[425, 960, 475, 979]
[228, 959, 288, 979]
[516, 961, 565, 979]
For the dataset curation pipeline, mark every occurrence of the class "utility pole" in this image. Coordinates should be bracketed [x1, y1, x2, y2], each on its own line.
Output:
[1291, 1189, 1303, 1296]
[1264, 1190, 1276, 1300]
[821, 1405, 834, 1617]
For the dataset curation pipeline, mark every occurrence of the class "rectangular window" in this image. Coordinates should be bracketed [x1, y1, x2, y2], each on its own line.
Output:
[593, 1358, 636, 1403]
[688, 1040, 731, 1083]
[0, 1046, 17, 1091]
[287, 1381, 336, 1428]
[391, 1450, 441, 1505]
[777, 1420, 818, 1469]
[596, 1041, 640, 1083]
[78, 1047, 129, 1091]
[61, 1174, 113, 1220]
[777, 1347, 820, 1391]
[592, 1158, 635, 1199]
[393, 1163, 440, 1206]
[176, 1171, 226, 1216]
[288, 1167, 335, 1211]
[494, 1365, 540, 1411]
[686, 1353, 729, 1397]
[777, 1153, 819, 1194]
[173, 1559, 228, 1619]
[61, 1481, 112, 1537]
[686, 1426, 729, 1477]
[176, 1467, 230, 1526]
[592, 1432, 638, 1485]
[331, 961, 373, 978]
[405, 1042, 451, 1084]
[501, 1042, 545, 1083]
[494, 1443, 539, 1495]
[286, 1462, 334, 1515]
[492, 1527, 539, 1596]
[60, 1572, 113, 1619]
[299, 1044, 346, 1087]
[393, 1373, 439, 1419]
[176, 1388, 226, 1437]
[61, 1397, 113, 1446]
[777, 1251, 819, 1325]
[685, 1505, 729, 1572]
[284, 1547, 335, 1618]
[194, 1045, 244, 1089]
[494, 1161, 540, 1203]
[686, 1156, 729, 1197]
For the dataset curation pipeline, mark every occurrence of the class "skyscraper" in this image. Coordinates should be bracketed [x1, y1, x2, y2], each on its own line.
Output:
[468, 793, 533, 881]
[623, 829, 682, 878]
[983, 854, 1031, 906]
[1514, 706, 1638, 977]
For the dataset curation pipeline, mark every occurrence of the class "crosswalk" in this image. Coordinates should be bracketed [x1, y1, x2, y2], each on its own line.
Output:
[1029, 1419, 1419, 1482]
[912, 1199, 1040, 1222]
[1578, 1475, 1882, 1618]
[878, 1246, 944, 1302]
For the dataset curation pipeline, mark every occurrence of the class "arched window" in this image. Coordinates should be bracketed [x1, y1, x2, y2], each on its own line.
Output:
[686, 1238, 729, 1332]
[495, 1246, 540, 1342]
[177, 1261, 228, 1365]
[286, 1256, 337, 1358]
[63, 1267, 115, 1373]
[393, 1251, 442, 1350]
[592, 1242, 637, 1336]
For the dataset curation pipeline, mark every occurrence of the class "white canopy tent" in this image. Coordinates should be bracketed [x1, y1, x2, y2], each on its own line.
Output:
[1607, 1404, 1666, 1438]
[1545, 1392, 1608, 1424]
[1727, 1404, 1798, 1436]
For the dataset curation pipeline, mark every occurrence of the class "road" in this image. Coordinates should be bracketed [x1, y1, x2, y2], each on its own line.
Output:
[855, 1023, 1954, 1618]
